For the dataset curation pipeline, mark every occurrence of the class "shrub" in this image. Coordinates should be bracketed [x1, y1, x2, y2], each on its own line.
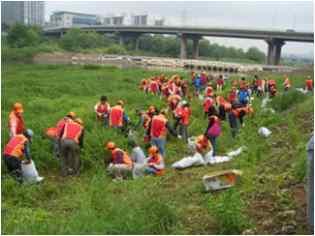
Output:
[104, 44, 127, 55]
[7, 23, 41, 48]
[270, 90, 308, 111]
[208, 189, 250, 234]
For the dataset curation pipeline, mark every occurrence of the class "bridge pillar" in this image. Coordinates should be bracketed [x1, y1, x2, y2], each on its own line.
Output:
[266, 39, 285, 65]
[119, 34, 124, 46]
[180, 34, 188, 59]
[135, 36, 140, 51]
[192, 37, 201, 59]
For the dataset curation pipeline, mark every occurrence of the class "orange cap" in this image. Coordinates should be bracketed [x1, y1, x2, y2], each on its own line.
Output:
[13, 102, 23, 113]
[106, 141, 116, 150]
[148, 145, 159, 155]
[148, 105, 155, 113]
[67, 111, 76, 118]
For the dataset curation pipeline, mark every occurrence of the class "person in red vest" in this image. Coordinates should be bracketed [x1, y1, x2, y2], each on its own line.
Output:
[8, 102, 25, 137]
[203, 96, 215, 117]
[227, 87, 238, 104]
[109, 100, 129, 129]
[150, 109, 177, 157]
[177, 101, 192, 142]
[52, 111, 76, 158]
[106, 141, 133, 180]
[144, 145, 165, 176]
[59, 118, 84, 176]
[283, 75, 291, 92]
[216, 75, 224, 92]
[195, 134, 212, 156]
[305, 76, 313, 92]
[94, 95, 110, 126]
[204, 82, 214, 97]
[149, 79, 160, 95]
[3, 129, 33, 182]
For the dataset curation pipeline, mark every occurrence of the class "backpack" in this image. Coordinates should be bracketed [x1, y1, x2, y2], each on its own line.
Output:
[239, 90, 248, 103]
[207, 122, 221, 137]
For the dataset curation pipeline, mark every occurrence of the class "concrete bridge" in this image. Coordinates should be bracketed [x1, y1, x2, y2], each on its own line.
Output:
[43, 25, 314, 65]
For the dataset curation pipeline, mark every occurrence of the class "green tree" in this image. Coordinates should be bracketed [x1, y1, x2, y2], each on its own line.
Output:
[7, 23, 41, 48]
[246, 47, 266, 63]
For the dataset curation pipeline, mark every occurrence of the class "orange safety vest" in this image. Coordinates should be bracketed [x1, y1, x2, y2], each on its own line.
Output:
[228, 90, 237, 103]
[56, 118, 68, 137]
[4, 134, 28, 159]
[109, 105, 124, 127]
[195, 135, 211, 153]
[203, 97, 214, 112]
[96, 102, 110, 114]
[180, 107, 191, 126]
[306, 79, 313, 90]
[111, 148, 132, 167]
[61, 121, 83, 144]
[8, 111, 25, 135]
[205, 86, 213, 97]
[150, 114, 168, 138]
[284, 78, 291, 88]
[148, 154, 164, 171]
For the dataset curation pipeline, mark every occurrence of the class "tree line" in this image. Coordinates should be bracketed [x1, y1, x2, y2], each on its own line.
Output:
[4, 24, 266, 63]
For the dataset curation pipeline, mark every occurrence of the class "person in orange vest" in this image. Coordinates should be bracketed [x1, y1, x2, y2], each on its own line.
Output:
[106, 141, 133, 180]
[283, 75, 291, 92]
[144, 146, 165, 176]
[94, 95, 110, 126]
[167, 94, 181, 111]
[216, 95, 227, 120]
[195, 134, 212, 156]
[52, 111, 76, 158]
[305, 76, 313, 92]
[8, 102, 25, 137]
[59, 118, 84, 176]
[109, 100, 129, 130]
[203, 95, 214, 117]
[177, 101, 192, 142]
[3, 129, 33, 182]
[150, 109, 177, 157]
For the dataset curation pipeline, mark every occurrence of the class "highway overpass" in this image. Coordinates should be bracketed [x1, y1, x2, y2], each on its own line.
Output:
[43, 25, 314, 65]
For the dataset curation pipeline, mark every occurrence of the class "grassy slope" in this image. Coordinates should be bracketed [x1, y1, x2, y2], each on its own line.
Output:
[1, 64, 313, 234]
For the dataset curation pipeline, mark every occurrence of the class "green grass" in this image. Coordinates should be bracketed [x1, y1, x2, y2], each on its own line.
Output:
[2, 63, 313, 234]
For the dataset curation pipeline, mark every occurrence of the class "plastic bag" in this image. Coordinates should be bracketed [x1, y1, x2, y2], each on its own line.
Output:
[296, 88, 308, 94]
[172, 152, 205, 169]
[258, 127, 272, 137]
[227, 146, 246, 157]
[261, 97, 271, 108]
[21, 160, 44, 183]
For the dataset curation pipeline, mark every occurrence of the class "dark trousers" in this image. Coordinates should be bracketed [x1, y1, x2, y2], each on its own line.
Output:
[208, 136, 217, 156]
[3, 155, 23, 182]
[179, 124, 188, 142]
[60, 139, 81, 176]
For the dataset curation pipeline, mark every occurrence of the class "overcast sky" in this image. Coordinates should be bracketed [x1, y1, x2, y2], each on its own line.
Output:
[45, 1, 314, 57]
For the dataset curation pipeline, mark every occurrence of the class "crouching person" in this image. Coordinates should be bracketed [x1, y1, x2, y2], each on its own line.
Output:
[3, 129, 33, 183]
[195, 134, 213, 162]
[59, 118, 84, 176]
[144, 146, 165, 176]
[106, 141, 133, 180]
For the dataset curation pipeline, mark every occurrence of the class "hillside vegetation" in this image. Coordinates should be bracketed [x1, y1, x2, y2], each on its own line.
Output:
[1, 64, 313, 234]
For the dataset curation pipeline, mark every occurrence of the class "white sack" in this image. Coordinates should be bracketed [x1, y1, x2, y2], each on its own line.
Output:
[21, 160, 44, 183]
[172, 152, 205, 169]
[296, 88, 308, 94]
[227, 146, 246, 157]
[258, 127, 272, 137]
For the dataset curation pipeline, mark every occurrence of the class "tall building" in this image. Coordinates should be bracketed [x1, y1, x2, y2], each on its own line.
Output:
[1, 1, 45, 27]
[50, 11, 98, 27]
